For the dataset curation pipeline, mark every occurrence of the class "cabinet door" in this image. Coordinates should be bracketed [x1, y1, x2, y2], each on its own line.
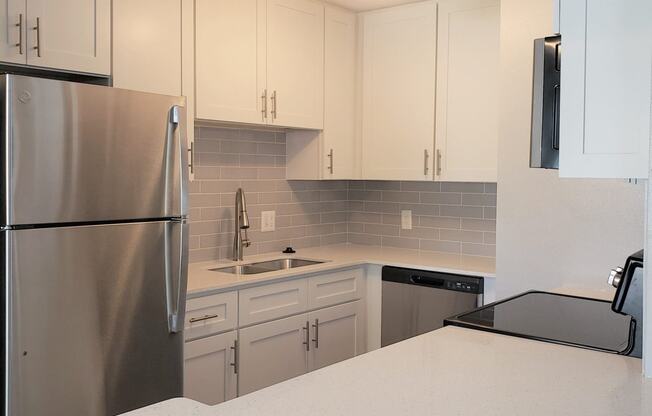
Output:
[112, 0, 182, 96]
[361, 1, 436, 180]
[323, 5, 358, 179]
[559, 0, 652, 178]
[1, 0, 25, 64]
[26, 0, 110, 75]
[184, 331, 238, 405]
[266, 0, 324, 129]
[181, 0, 196, 181]
[238, 314, 309, 395]
[195, 0, 267, 124]
[435, 0, 499, 182]
[308, 301, 365, 371]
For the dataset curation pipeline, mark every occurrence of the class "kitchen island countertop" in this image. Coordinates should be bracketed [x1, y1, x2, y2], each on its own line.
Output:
[122, 326, 652, 415]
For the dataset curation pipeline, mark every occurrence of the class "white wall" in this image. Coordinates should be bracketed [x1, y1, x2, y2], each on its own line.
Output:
[496, 0, 646, 299]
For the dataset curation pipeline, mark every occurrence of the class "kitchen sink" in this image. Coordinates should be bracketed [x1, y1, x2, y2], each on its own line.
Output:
[210, 258, 325, 275]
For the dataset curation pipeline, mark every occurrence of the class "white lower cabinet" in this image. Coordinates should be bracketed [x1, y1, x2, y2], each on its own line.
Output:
[308, 300, 364, 371]
[238, 314, 309, 395]
[184, 330, 238, 405]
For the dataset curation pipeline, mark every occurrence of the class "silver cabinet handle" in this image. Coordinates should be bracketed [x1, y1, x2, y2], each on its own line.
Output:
[436, 149, 442, 176]
[327, 149, 334, 174]
[33, 17, 41, 57]
[423, 149, 429, 176]
[188, 141, 195, 175]
[312, 319, 319, 349]
[230, 340, 239, 374]
[302, 321, 310, 351]
[271, 90, 277, 120]
[188, 313, 218, 323]
[16, 14, 23, 55]
[261, 89, 268, 120]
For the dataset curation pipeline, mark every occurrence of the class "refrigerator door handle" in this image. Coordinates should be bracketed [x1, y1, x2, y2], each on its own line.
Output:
[166, 105, 189, 218]
[165, 219, 189, 333]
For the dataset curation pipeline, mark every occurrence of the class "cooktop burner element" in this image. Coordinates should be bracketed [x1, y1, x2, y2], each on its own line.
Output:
[445, 291, 633, 354]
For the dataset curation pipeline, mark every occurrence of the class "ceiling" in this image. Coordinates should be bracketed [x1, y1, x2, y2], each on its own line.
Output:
[326, 0, 422, 12]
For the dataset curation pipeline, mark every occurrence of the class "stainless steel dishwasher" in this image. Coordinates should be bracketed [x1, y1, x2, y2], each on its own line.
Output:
[381, 266, 484, 347]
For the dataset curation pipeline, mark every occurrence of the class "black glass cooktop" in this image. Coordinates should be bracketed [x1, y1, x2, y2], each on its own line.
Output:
[445, 291, 633, 354]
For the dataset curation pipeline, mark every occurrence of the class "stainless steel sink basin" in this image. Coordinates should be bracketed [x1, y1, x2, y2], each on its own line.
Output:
[210, 258, 325, 275]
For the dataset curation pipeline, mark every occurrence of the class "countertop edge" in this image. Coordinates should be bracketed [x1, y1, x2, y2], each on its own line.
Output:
[187, 245, 496, 298]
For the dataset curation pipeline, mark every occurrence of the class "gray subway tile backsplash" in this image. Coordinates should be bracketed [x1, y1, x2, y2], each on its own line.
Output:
[189, 126, 497, 262]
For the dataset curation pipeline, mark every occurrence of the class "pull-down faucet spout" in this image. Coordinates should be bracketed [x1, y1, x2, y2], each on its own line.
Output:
[233, 188, 251, 261]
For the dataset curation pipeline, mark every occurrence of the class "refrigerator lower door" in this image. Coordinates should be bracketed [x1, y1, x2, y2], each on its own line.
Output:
[5, 221, 188, 416]
[1, 74, 188, 226]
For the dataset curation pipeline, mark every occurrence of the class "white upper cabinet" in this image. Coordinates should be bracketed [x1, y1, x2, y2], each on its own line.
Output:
[323, 5, 358, 178]
[195, 0, 266, 125]
[0, 0, 25, 64]
[194, 0, 324, 129]
[267, 0, 324, 129]
[112, 0, 195, 181]
[435, 0, 500, 182]
[285, 4, 358, 180]
[26, 0, 110, 74]
[1, 0, 110, 74]
[361, 1, 437, 180]
[559, 0, 652, 178]
[112, 0, 182, 96]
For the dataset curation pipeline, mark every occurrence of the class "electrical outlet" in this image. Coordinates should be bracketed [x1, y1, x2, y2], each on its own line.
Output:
[401, 210, 412, 230]
[261, 211, 276, 232]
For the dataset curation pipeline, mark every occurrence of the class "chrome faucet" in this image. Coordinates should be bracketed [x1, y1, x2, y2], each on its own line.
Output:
[233, 188, 251, 261]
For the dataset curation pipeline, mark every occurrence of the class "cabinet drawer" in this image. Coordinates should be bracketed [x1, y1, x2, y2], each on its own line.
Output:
[185, 291, 238, 340]
[239, 279, 308, 326]
[308, 268, 364, 309]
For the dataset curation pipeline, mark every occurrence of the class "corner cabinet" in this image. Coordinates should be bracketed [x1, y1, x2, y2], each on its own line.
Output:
[360, 1, 437, 180]
[559, 0, 652, 179]
[0, 0, 110, 75]
[435, 0, 500, 182]
[194, 0, 324, 129]
[286, 5, 358, 180]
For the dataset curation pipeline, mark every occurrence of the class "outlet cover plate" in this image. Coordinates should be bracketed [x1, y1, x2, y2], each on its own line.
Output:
[261, 211, 276, 232]
[401, 210, 412, 230]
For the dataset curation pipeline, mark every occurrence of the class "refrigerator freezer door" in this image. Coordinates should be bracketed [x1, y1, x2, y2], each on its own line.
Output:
[1, 74, 188, 226]
[5, 221, 188, 415]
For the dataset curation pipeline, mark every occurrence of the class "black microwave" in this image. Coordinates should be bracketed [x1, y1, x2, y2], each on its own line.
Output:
[530, 35, 561, 169]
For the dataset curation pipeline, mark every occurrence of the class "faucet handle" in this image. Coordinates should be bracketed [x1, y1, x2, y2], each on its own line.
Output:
[243, 239, 251, 248]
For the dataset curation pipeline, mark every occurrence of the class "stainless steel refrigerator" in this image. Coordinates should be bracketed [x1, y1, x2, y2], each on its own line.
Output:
[1, 74, 189, 415]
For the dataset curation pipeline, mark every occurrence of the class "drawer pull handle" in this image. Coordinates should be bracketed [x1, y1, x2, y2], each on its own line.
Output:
[189, 314, 218, 323]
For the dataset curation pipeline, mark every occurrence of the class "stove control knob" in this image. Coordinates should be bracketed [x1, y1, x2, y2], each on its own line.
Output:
[608, 267, 624, 288]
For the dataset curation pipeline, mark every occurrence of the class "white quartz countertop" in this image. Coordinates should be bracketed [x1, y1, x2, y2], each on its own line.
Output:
[123, 326, 652, 416]
[187, 243, 496, 297]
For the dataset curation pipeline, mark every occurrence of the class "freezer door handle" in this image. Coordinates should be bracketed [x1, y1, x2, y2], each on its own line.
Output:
[166, 105, 189, 218]
[165, 219, 188, 333]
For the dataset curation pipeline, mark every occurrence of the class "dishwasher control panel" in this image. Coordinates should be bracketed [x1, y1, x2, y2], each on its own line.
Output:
[382, 266, 484, 295]
[446, 280, 481, 293]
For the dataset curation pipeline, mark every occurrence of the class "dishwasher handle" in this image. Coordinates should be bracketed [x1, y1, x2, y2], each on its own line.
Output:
[410, 275, 445, 287]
